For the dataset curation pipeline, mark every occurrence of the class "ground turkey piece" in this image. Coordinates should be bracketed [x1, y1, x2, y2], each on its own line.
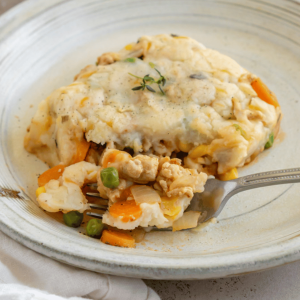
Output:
[121, 155, 159, 184]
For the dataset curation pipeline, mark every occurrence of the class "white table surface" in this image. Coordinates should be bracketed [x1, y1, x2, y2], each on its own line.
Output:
[145, 262, 300, 299]
[2, 1, 300, 299]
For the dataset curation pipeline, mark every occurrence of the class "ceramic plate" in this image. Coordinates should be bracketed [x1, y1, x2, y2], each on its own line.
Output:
[1, 0, 300, 279]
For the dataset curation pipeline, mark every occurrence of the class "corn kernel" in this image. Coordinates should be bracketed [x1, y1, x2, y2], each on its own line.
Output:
[161, 196, 181, 217]
[36, 186, 46, 197]
[165, 210, 181, 220]
[125, 44, 133, 51]
[178, 141, 193, 153]
[219, 168, 238, 181]
[189, 145, 210, 158]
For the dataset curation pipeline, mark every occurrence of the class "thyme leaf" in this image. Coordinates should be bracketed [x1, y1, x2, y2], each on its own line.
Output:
[154, 68, 166, 88]
[143, 75, 155, 83]
[129, 68, 167, 94]
[132, 86, 144, 91]
[146, 85, 156, 92]
[149, 62, 155, 68]
[158, 85, 165, 95]
[190, 73, 206, 80]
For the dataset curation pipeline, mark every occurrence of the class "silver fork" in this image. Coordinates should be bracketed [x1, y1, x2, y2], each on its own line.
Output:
[85, 168, 300, 227]
[85, 193, 108, 219]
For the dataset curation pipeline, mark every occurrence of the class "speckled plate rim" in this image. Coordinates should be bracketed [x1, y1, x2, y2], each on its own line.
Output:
[1, 204, 300, 279]
[1, 0, 300, 280]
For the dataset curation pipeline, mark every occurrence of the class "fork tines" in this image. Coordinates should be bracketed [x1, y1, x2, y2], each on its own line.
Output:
[89, 203, 108, 210]
[86, 192, 105, 198]
[87, 203, 108, 219]
[86, 212, 104, 219]
[87, 183, 98, 190]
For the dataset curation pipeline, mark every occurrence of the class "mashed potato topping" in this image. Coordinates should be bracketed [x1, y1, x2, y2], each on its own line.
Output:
[25, 34, 281, 175]
[26, 34, 281, 241]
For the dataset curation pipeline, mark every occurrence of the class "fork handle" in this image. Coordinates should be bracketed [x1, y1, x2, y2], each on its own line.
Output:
[236, 167, 300, 191]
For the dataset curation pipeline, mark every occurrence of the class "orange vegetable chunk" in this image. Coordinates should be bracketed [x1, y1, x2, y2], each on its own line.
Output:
[251, 78, 279, 108]
[101, 230, 136, 248]
[102, 150, 119, 168]
[38, 164, 65, 187]
[109, 200, 142, 222]
[71, 139, 90, 164]
[102, 149, 132, 168]
[117, 187, 133, 202]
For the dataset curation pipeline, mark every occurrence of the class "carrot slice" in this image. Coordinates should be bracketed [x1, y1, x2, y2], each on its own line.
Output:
[251, 78, 279, 108]
[38, 164, 65, 187]
[71, 139, 90, 164]
[101, 230, 136, 248]
[109, 200, 142, 222]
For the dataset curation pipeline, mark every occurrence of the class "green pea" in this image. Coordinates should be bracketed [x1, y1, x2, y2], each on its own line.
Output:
[86, 219, 105, 238]
[100, 167, 119, 188]
[63, 211, 83, 228]
[265, 132, 274, 149]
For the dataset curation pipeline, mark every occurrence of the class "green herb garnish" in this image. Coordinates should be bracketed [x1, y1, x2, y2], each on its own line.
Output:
[125, 57, 136, 63]
[129, 68, 166, 94]
[149, 62, 155, 68]
[233, 124, 248, 140]
[154, 68, 166, 88]
[129, 73, 155, 92]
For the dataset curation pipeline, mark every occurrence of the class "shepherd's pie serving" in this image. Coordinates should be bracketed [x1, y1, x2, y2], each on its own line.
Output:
[25, 34, 281, 247]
